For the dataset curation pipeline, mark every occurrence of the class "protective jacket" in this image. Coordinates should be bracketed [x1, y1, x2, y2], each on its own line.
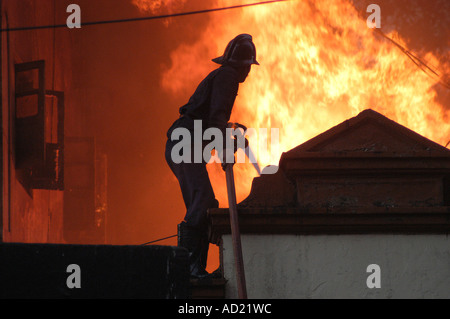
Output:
[167, 65, 239, 140]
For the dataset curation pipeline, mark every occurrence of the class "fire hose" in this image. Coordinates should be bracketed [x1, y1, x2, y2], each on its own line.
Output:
[224, 122, 261, 299]
[225, 163, 247, 299]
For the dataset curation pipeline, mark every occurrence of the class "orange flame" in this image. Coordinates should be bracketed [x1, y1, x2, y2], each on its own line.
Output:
[139, 0, 450, 205]
[131, 0, 187, 13]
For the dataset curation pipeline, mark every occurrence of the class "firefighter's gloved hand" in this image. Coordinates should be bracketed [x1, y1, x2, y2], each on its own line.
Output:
[227, 122, 248, 151]
[234, 136, 249, 151]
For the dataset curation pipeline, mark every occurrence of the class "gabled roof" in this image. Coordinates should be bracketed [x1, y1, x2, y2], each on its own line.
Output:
[281, 109, 450, 159]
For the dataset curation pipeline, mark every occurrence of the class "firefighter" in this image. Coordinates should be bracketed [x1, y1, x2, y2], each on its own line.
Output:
[165, 34, 259, 279]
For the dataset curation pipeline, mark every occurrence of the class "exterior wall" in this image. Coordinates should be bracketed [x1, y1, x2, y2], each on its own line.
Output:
[215, 109, 450, 299]
[1, 1, 73, 243]
[222, 234, 450, 298]
[296, 175, 445, 208]
[1, 0, 108, 245]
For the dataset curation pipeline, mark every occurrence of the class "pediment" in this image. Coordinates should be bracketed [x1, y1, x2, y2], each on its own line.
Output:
[283, 109, 450, 157]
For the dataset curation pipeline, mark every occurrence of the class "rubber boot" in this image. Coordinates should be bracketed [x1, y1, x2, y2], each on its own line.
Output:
[200, 234, 222, 279]
[178, 222, 212, 279]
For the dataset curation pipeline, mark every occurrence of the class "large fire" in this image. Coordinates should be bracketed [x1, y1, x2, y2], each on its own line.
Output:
[130, 0, 449, 273]
[135, 0, 449, 205]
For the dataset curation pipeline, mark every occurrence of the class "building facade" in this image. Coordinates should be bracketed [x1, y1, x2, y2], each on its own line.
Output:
[1, 0, 107, 244]
[209, 109, 450, 298]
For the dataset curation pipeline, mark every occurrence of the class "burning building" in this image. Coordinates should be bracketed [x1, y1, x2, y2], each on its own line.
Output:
[0, 0, 449, 299]
[0, 0, 108, 245]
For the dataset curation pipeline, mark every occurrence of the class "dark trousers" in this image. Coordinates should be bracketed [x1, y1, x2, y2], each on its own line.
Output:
[165, 138, 219, 232]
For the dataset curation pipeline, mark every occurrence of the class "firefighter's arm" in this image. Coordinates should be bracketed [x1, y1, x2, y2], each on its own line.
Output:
[208, 67, 239, 130]
[208, 67, 239, 170]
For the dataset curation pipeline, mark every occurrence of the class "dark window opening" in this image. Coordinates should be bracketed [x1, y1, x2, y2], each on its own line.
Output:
[14, 60, 64, 191]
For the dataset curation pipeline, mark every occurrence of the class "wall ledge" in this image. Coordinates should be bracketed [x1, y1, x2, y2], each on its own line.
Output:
[208, 206, 450, 243]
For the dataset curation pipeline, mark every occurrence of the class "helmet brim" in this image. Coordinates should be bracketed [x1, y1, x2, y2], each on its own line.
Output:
[212, 56, 225, 65]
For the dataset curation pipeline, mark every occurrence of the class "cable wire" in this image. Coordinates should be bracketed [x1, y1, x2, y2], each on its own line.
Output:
[374, 28, 450, 91]
[0, 0, 290, 32]
[5, 0, 447, 92]
[141, 234, 178, 246]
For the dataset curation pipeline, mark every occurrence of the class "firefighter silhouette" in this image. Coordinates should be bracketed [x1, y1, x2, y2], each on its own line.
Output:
[165, 34, 259, 279]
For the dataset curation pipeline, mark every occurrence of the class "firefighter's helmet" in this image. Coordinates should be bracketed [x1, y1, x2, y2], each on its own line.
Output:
[212, 34, 259, 67]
